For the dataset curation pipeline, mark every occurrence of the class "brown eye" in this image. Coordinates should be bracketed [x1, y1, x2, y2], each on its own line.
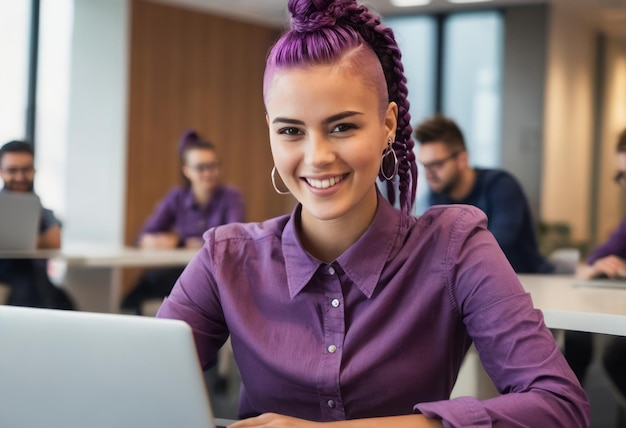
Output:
[278, 127, 302, 136]
[331, 123, 357, 133]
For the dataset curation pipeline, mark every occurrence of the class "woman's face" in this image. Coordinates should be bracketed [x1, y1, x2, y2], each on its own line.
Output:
[182, 148, 220, 193]
[265, 63, 397, 228]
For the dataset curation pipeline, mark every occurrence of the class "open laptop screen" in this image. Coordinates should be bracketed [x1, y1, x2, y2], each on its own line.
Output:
[0, 306, 217, 428]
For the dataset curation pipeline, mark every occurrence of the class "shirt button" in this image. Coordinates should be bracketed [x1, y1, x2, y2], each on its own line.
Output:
[327, 266, 336, 275]
[331, 298, 340, 308]
[327, 399, 336, 409]
[327, 344, 337, 353]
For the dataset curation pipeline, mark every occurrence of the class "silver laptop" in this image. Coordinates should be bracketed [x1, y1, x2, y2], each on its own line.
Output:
[0, 306, 218, 428]
[0, 191, 41, 252]
[572, 277, 626, 290]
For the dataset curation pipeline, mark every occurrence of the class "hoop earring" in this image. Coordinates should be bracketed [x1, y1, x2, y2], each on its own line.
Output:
[271, 166, 291, 195]
[380, 138, 398, 181]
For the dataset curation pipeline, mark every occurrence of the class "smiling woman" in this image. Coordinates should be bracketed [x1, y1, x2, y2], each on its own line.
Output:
[155, 1, 589, 427]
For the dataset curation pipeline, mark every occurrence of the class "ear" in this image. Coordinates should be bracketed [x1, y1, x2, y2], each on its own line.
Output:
[384, 102, 398, 145]
[181, 165, 192, 180]
[265, 113, 270, 127]
[457, 150, 470, 168]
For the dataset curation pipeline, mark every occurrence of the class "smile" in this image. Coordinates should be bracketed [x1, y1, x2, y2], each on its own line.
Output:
[305, 175, 346, 189]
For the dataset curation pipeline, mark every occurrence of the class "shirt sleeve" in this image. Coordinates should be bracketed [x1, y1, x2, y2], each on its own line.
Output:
[156, 228, 229, 370]
[39, 207, 61, 235]
[587, 217, 626, 264]
[416, 208, 590, 427]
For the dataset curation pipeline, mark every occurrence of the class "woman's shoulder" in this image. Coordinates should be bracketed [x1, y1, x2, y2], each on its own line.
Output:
[417, 204, 488, 231]
[208, 213, 292, 245]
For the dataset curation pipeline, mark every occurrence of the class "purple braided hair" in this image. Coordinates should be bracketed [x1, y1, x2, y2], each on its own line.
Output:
[178, 129, 199, 155]
[263, 0, 417, 213]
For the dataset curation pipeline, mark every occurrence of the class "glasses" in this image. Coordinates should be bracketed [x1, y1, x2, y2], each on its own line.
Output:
[0, 165, 35, 176]
[187, 162, 219, 173]
[420, 151, 462, 173]
[614, 171, 626, 186]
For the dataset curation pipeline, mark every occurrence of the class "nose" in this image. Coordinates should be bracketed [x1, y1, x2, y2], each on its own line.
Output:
[303, 133, 335, 167]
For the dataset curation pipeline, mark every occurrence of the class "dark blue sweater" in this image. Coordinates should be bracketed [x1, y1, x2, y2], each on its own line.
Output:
[430, 168, 554, 274]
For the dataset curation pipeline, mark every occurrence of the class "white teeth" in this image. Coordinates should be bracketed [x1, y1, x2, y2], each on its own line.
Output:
[307, 175, 344, 189]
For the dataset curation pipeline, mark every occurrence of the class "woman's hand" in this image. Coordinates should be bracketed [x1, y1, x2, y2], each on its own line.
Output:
[184, 236, 205, 249]
[228, 413, 321, 428]
[228, 413, 442, 428]
[578, 255, 626, 279]
[138, 232, 179, 249]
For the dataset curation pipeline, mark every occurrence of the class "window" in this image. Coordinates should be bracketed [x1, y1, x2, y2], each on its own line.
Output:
[0, 2, 31, 143]
[442, 12, 503, 168]
[384, 11, 504, 214]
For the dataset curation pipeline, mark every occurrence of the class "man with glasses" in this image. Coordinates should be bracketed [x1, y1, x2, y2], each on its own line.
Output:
[415, 114, 554, 274]
[0, 140, 73, 309]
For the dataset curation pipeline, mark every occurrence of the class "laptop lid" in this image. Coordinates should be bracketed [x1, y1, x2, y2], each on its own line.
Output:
[0, 306, 216, 428]
[572, 277, 626, 290]
[0, 191, 41, 252]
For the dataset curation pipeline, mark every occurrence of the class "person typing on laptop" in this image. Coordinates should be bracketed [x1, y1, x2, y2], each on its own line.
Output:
[578, 128, 626, 280]
[574, 128, 626, 406]
[0, 140, 73, 309]
[157, 1, 589, 426]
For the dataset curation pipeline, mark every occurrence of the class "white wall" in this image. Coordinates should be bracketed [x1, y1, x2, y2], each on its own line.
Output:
[596, 38, 626, 242]
[37, 0, 130, 245]
[541, 3, 596, 243]
[500, 5, 548, 221]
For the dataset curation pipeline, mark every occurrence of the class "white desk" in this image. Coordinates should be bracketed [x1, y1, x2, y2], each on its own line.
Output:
[519, 274, 626, 336]
[0, 244, 198, 313]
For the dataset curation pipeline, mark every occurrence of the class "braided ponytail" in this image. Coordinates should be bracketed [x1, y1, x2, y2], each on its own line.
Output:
[265, 0, 417, 213]
[348, 7, 417, 213]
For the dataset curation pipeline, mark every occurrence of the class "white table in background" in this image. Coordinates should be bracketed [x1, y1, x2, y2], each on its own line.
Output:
[0, 244, 198, 313]
[519, 274, 626, 336]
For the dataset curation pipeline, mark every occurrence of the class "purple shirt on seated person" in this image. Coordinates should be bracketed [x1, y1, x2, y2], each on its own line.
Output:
[138, 185, 244, 246]
[587, 217, 626, 264]
[157, 193, 589, 427]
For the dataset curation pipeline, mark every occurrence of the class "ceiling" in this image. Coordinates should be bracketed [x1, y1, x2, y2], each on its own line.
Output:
[152, 0, 626, 39]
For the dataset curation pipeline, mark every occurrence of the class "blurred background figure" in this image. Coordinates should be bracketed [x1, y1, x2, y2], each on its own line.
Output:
[121, 130, 245, 315]
[415, 115, 554, 274]
[579, 128, 626, 280]
[0, 140, 74, 309]
[572, 128, 626, 407]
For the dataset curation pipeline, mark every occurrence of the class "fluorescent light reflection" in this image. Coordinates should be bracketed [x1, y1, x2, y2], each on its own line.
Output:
[447, 0, 494, 3]
[390, 0, 431, 7]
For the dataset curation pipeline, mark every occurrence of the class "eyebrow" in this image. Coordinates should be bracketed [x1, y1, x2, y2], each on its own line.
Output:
[272, 111, 363, 125]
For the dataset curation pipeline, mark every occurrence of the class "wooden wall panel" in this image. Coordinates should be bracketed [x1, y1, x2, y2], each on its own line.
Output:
[125, 0, 296, 248]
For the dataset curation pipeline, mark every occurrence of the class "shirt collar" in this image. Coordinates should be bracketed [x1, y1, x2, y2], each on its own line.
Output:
[282, 205, 321, 299]
[282, 191, 404, 299]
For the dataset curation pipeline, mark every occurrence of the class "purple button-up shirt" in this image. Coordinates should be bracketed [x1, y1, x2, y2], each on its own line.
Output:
[587, 217, 626, 264]
[157, 194, 589, 427]
[138, 185, 244, 246]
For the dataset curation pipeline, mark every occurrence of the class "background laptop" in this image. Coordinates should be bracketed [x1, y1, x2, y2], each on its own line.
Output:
[573, 277, 626, 290]
[0, 306, 220, 428]
[0, 191, 41, 252]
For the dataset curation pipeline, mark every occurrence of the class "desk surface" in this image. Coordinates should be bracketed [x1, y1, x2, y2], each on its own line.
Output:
[519, 274, 626, 336]
[0, 244, 198, 268]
